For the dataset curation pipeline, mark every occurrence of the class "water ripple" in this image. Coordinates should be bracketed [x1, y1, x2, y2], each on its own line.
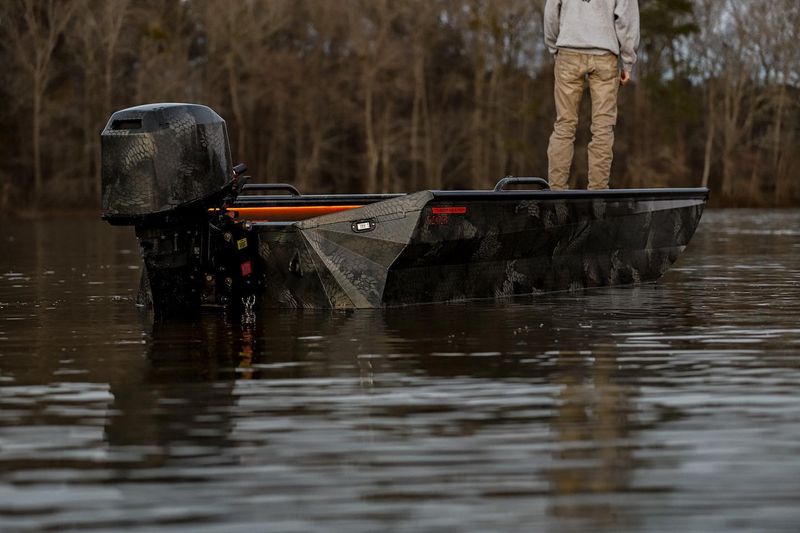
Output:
[1, 211, 799, 531]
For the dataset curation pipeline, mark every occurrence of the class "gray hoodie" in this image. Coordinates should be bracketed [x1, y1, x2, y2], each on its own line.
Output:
[544, 0, 640, 72]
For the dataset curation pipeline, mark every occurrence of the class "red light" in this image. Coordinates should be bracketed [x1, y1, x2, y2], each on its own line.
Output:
[431, 206, 467, 215]
[241, 261, 252, 277]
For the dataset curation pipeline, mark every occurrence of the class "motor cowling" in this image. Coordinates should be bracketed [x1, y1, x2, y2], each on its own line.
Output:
[101, 103, 232, 225]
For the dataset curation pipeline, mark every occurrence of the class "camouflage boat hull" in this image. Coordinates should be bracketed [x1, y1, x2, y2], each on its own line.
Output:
[133, 187, 707, 314]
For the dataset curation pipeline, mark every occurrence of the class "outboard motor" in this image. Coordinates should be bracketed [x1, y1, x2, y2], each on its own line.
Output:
[101, 103, 256, 316]
[101, 103, 233, 224]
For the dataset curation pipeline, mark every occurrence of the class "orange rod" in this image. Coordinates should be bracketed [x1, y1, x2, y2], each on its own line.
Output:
[212, 204, 363, 221]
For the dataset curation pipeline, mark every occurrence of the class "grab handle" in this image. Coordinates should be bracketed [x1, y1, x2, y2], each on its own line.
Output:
[493, 176, 550, 192]
[240, 183, 302, 196]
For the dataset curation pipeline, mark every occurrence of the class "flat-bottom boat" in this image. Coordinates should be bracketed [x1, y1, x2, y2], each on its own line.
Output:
[101, 103, 708, 317]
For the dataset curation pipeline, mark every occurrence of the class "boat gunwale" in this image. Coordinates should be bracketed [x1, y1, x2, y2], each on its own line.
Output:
[231, 187, 709, 208]
[229, 187, 709, 224]
[431, 187, 709, 200]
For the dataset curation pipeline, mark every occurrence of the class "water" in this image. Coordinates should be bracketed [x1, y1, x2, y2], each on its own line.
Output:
[1, 210, 799, 532]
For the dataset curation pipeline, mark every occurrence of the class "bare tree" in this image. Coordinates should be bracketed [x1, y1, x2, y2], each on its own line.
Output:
[1, 0, 78, 203]
[689, 0, 725, 189]
[748, 0, 800, 204]
[71, 0, 130, 202]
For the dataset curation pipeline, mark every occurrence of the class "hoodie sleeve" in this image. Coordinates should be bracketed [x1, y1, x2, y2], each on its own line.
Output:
[614, 0, 640, 72]
[543, 0, 561, 55]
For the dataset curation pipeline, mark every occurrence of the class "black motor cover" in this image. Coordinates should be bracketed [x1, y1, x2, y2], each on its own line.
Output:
[101, 103, 232, 224]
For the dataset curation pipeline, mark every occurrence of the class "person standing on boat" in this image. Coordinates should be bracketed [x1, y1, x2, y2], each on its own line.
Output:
[544, 0, 640, 190]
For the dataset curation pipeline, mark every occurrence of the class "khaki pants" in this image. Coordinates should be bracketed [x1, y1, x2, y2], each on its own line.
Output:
[547, 51, 620, 190]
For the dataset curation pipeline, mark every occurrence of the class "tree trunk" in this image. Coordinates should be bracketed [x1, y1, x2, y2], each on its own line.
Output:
[772, 84, 785, 204]
[422, 85, 434, 189]
[226, 53, 246, 163]
[307, 122, 322, 192]
[410, 45, 424, 191]
[720, 70, 740, 199]
[100, 44, 116, 205]
[701, 84, 716, 188]
[748, 151, 761, 203]
[488, 49, 501, 180]
[294, 120, 306, 191]
[471, 6, 485, 189]
[632, 81, 646, 189]
[33, 74, 43, 204]
[364, 76, 378, 193]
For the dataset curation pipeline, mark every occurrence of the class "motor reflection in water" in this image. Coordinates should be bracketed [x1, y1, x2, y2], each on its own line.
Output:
[100, 290, 685, 530]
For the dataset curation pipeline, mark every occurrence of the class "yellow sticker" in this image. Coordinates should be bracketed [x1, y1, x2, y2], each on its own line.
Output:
[237, 238, 248, 250]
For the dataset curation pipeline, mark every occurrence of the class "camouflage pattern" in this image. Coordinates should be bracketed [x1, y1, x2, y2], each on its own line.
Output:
[257, 192, 433, 308]
[101, 103, 232, 224]
[251, 190, 707, 309]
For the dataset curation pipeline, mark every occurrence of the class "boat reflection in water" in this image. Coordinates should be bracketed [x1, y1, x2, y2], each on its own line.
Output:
[98, 286, 696, 530]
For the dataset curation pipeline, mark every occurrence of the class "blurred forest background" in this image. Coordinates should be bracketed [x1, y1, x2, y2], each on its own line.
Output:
[0, 0, 798, 209]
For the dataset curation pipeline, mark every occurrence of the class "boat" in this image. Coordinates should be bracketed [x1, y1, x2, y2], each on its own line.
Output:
[101, 103, 708, 317]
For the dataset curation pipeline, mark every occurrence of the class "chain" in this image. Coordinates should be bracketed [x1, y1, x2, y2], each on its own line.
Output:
[241, 294, 256, 325]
